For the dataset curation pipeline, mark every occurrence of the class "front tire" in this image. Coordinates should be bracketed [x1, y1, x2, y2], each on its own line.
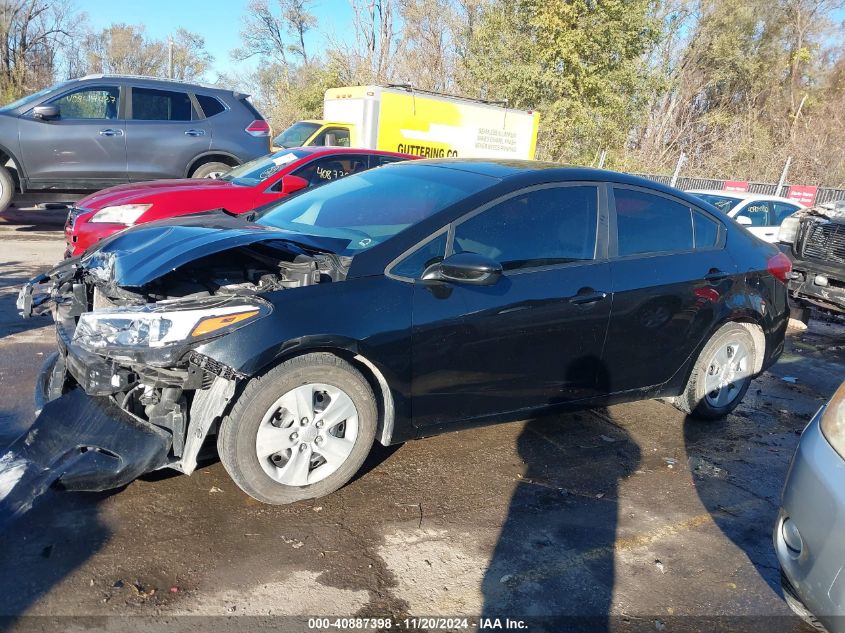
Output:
[191, 161, 231, 179]
[0, 165, 15, 212]
[674, 322, 758, 419]
[218, 353, 377, 504]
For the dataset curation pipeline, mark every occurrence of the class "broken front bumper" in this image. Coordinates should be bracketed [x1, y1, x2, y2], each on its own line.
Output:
[0, 384, 172, 528]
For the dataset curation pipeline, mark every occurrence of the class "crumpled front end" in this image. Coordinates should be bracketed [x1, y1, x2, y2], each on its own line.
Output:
[12, 228, 345, 493]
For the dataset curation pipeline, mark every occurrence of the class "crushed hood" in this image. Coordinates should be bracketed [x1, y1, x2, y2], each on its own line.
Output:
[81, 211, 352, 288]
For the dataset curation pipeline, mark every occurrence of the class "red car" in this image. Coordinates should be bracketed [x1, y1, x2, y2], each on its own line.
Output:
[65, 147, 415, 257]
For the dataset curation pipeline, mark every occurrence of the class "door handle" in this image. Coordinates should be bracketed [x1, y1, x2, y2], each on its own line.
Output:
[569, 289, 608, 305]
[184, 129, 206, 136]
[99, 128, 123, 137]
[704, 269, 728, 282]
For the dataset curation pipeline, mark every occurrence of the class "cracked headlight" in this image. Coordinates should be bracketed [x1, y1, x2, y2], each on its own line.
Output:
[820, 381, 845, 460]
[90, 204, 152, 225]
[73, 298, 270, 355]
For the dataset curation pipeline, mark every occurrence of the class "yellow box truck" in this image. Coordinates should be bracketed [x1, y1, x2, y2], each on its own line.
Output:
[273, 85, 540, 159]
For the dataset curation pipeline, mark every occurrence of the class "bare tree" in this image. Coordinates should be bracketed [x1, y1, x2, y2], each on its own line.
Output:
[349, 0, 400, 82]
[395, 0, 456, 90]
[80, 24, 212, 81]
[283, 0, 317, 63]
[0, 0, 82, 100]
[170, 28, 213, 81]
[233, 0, 317, 91]
[83, 24, 165, 76]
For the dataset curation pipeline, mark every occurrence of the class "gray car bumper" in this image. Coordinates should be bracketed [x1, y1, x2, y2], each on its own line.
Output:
[775, 406, 845, 631]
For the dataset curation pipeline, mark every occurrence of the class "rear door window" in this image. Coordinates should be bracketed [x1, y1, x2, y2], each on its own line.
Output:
[131, 87, 195, 121]
[453, 185, 599, 271]
[614, 188, 693, 256]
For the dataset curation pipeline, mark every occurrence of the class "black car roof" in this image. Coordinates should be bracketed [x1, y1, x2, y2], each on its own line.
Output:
[399, 158, 700, 205]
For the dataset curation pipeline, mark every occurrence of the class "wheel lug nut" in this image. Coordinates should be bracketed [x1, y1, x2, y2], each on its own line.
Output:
[316, 420, 324, 428]
[315, 436, 324, 445]
[299, 443, 308, 453]
[301, 417, 309, 426]
[290, 432, 298, 441]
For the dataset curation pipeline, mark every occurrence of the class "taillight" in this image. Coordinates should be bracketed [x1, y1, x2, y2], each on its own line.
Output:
[767, 252, 792, 283]
[245, 120, 270, 137]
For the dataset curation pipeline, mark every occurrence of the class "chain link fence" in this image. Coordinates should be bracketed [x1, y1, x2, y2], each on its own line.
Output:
[634, 174, 845, 205]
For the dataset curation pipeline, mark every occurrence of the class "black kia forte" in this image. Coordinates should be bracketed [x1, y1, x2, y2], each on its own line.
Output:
[15, 159, 791, 505]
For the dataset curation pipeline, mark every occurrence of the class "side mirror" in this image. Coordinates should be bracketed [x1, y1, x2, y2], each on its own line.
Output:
[280, 175, 309, 195]
[735, 215, 752, 227]
[422, 252, 503, 286]
[33, 105, 59, 120]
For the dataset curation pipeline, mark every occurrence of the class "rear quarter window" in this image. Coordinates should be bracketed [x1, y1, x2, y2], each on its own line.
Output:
[693, 211, 719, 248]
[196, 94, 225, 118]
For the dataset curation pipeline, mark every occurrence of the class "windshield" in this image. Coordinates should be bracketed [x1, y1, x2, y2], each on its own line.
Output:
[218, 149, 309, 186]
[274, 122, 321, 148]
[256, 164, 497, 253]
[0, 81, 71, 112]
[691, 193, 743, 212]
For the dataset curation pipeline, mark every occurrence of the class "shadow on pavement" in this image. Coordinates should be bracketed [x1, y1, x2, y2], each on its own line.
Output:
[0, 488, 111, 629]
[480, 406, 640, 632]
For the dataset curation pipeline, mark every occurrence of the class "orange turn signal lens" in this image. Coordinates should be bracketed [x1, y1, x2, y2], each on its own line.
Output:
[191, 310, 259, 337]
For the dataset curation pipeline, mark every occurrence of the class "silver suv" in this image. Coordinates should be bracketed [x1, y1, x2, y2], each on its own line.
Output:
[0, 74, 271, 211]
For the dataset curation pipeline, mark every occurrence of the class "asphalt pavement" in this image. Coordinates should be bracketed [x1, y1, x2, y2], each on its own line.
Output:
[0, 211, 839, 633]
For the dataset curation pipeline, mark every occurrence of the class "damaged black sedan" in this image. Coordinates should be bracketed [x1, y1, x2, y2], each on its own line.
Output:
[16, 160, 790, 505]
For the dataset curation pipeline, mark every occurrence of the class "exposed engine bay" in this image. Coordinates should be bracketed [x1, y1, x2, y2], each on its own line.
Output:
[14, 238, 349, 488]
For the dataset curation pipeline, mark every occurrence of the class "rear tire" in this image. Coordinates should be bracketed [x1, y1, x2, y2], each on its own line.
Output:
[191, 161, 231, 179]
[218, 353, 377, 504]
[674, 322, 758, 420]
[0, 165, 15, 212]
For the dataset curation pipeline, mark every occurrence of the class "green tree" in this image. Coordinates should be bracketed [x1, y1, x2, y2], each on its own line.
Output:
[462, 0, 658, 162]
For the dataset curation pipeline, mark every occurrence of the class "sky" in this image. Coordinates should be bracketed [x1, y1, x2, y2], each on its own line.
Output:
[78, 0, 357, 80]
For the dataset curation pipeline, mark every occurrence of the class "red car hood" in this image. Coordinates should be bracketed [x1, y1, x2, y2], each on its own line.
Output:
[77, 179, 240, 209]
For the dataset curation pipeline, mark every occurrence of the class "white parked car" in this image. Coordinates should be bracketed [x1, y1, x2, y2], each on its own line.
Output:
[687, 190, 805, 243]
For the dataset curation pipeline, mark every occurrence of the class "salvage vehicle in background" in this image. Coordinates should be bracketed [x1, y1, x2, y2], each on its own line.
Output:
[778, 200, 845, 320]
[274, 85, 539, 159]
[0, 74, 271, 212]
[775, 379, 845, 633]
[16, 161, 790, 505]
[687, 189, 804, 243]
[64, 147, 414, 257]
